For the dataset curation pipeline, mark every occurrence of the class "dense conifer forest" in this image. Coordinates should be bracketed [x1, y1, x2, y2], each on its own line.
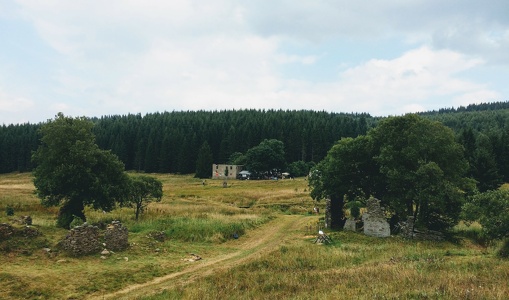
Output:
[1, 102, 509, 190]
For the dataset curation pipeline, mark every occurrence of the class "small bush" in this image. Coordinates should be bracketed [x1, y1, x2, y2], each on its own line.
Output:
[70, 215, 84, 228]
[498, 239, 509, 258]
[5, 206, 14, 216]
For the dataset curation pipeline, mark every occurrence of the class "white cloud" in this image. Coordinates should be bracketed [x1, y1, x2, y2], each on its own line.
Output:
[270, 47, 499, 116]
[0, 88, 33, 112]
[0, 87, 35, 124]
[1, 0, 506, 124]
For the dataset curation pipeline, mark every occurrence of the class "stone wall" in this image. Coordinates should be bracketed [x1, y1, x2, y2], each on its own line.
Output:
[60, 223, 102, 256]
[0, 223, 40, 240]
[60, 221, 129, 256]
[324, 198, 332, 229]
[399, 216, 443, 241]
[0, 223, 15, 240]
[362, 197, 390, 237]
[104, 221, 129, 251]
[343, 218, 358, 232]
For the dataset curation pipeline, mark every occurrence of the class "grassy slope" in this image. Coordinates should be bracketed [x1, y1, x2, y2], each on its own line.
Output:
[1, 173, 508, 299]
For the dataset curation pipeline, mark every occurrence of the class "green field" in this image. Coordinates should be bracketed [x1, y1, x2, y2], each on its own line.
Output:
[1, 173, 508, 299]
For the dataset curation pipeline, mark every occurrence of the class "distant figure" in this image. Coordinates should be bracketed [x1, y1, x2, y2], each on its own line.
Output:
[202, 180, 206, 186]
[313, 207, 319, 214]
[223, 180, 227, 188]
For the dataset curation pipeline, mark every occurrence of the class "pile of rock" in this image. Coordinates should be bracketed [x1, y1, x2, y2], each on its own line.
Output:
[147, 231, 166, 242]
[60, 223, 102, 256]
[104, 221, 129, 251]
[59, 221, 129, 256]
[0, 223, 15, 240]
[17, 226, 40, 238]
[15, 216, 32, 225]
[0, 222, 40, 240]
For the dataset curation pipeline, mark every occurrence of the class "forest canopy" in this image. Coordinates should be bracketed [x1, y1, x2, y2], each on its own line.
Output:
[2, 102, 509, 190]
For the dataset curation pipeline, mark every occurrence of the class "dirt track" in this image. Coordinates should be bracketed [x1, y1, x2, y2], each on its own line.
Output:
[87, 214, 311, 300]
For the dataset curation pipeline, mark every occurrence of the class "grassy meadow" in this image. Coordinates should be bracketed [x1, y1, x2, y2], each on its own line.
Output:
[1, 172, 508, 299]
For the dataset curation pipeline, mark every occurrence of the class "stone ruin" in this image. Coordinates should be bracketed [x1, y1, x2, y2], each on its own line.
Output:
[362, 197, 390, 237]
[398, 216, 443, 241]
[104, 221, 129, 251]
[324, 198, 332, 229]
[60, 220, 129, 256]
[0, 223, 15, 240]
[60, 223, 102, 256]
[16, 216, 32, 225]
[343, 218, 358, 232]
[0, 222, 40, 240]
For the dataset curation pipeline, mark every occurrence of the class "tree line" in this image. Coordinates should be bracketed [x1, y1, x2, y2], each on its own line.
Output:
[2, 103, 509, 185]
[1, 109, 370, 174]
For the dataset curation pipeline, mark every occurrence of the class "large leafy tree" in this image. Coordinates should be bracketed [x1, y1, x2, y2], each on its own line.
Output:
[310, 114, 472, 232]
[370, 114, 472, 231]
[32, 113, 129, 228]
[244, 139, 286, 175]
[309, 135, 381, 228]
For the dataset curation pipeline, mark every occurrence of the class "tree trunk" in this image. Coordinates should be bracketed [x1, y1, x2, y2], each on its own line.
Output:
[329, 194, 345, 229]
[135, 201, 142, 220]
[57, 200, 85, 229]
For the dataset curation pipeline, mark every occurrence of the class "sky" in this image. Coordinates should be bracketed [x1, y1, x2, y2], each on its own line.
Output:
[0, 0, 508, 125]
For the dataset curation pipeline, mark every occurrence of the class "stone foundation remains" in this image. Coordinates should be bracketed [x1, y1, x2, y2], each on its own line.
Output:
[362, 197, 390, 237]
[399, 216, 443, 241]
[60, 223, 102, 256]
[104, 221, 129, 251]
[343, 218, 358, 232]
[60, 221, 129, 256]
[324, 198, 332, 229]
[0, 223, 15, 240]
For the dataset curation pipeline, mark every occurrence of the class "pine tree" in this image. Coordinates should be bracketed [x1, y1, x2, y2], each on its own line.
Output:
[195, 141, 213, 178]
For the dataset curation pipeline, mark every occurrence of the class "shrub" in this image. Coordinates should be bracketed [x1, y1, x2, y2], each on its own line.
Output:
[5, 206, 14, 216]
[70, 215, 84, 228]
[498, 239, 509, 258]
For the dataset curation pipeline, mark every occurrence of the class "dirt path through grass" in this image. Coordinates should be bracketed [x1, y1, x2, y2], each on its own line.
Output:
[87, 214, 311, 300]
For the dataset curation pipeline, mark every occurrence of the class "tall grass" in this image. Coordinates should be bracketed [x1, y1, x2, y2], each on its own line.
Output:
[2, 173, 509, 299]
[0, 173, 309, 299]
[151, 231, 509, 299]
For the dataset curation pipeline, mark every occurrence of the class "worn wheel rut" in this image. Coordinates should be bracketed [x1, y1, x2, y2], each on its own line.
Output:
[87, 214, 310, 300]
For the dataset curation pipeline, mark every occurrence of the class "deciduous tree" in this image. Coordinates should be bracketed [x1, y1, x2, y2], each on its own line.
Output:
[126, 175, 163, 220]
[310, 114, 473, 232]
[463, 189, 509, 257]
[32, 113, 129, 228]
[371, 114, 472, 231]
[245, 139, 286, 176]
